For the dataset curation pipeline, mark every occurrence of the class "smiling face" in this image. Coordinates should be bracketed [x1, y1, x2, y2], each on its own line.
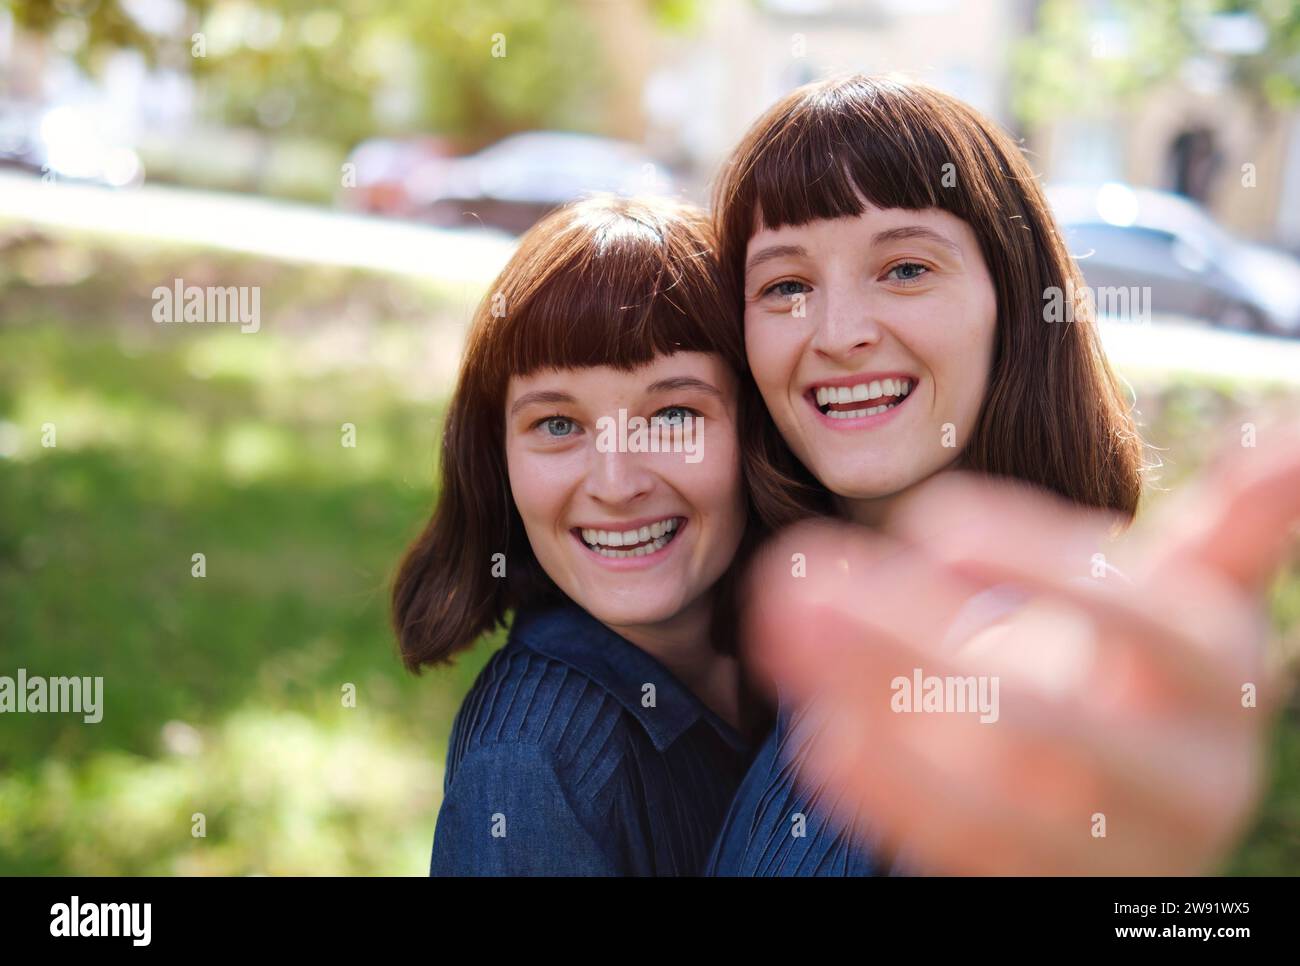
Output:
[742, 202, 998, 518]
[504, 351, 746, 635]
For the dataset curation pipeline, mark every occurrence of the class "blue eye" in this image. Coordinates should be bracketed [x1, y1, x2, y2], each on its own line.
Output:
[538, 416, 577, 437]
[763, 279, 809, 298]
[655, 406, 696, 426]
[886, 261, 930, 283]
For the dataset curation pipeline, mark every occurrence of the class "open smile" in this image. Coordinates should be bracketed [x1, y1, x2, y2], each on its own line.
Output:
[571, 516, 686, 560]
[805, 375, 915, 426]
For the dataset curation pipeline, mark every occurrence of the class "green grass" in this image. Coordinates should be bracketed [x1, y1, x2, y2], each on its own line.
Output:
[0, 230, 1296, 874]
[0, 231, 501, 874]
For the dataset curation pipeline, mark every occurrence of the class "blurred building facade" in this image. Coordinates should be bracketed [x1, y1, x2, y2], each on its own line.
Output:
[593, 0, 1300, 250]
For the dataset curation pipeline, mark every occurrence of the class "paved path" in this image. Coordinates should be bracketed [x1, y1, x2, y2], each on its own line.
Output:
[0, 170, 516, 285]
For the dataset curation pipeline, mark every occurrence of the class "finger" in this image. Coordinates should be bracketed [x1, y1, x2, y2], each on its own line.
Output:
[759, 577, 1258, 822]
[1141, 420, 1300, 596]
[756, 599, 1261, 874]
[742, 520, 985, 686]
[888, 471, 1124, 584]
[886, 475, 1268, 714]
[942, 542, 1266, 717]
[752, 513, 1265, 720]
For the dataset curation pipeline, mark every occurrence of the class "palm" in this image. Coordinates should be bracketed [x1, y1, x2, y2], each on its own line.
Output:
[745, 428, 1300, 875]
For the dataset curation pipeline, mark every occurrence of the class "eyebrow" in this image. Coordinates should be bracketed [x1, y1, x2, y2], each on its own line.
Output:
[645, 376, 724, 399]
[508, 377, 722, 418]
[744, 244, 807, 277]
[509, 389, 575, 417]
[872, 226, 962, 254]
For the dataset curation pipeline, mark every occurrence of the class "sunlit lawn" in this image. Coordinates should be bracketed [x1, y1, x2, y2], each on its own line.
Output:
[0, 230, 1296, 874]
[0, 231, 504, 874]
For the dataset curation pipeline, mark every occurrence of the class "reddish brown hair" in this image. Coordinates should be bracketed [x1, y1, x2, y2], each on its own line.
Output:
[713, 74, 1145, 517]
[392, 194, 788, 671]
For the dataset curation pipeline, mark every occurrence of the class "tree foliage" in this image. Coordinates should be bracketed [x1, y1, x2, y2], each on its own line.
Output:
[1012, 0, 1300, 126]
[3, 0, 632, 149]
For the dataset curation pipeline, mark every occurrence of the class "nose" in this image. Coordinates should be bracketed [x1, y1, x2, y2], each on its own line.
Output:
[810, 284, 883, 363]
[582, 445, 654, 508]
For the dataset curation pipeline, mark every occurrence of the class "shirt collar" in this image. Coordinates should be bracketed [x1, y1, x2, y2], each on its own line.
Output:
[510, 603, 750, 755]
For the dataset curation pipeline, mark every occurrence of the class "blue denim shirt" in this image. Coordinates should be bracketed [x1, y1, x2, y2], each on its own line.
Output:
[430, 603, 753, 876]
[706, 697, 907, 876]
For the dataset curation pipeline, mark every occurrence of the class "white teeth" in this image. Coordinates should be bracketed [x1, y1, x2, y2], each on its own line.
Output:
[580, 517, 682, 552]
[814, 379, 915, 411]
[591, 531, 675, 558]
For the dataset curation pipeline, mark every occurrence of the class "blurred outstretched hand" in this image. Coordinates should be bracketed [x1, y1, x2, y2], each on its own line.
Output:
[745, 424, 1300, 875]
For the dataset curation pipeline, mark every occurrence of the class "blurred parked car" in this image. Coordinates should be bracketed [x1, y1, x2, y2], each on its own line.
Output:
[1048, 183, 1300, 337]
[336, 136, 458, 217]
[407, 131, 677, 234]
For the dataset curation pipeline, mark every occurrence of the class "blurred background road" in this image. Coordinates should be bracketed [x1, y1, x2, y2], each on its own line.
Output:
[0, 170, 516, 282]
[1, 0, 1299, 875]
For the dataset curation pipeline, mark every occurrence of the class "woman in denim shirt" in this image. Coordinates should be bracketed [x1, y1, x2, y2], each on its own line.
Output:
[703, 73, 1296, 876]
[392, 195, 784, 875]
[701, 74, 1145, 876]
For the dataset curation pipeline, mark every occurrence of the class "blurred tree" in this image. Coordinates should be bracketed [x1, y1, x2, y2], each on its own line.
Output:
[1012, 0, 1300, 126]
[2, 0, 699, 149]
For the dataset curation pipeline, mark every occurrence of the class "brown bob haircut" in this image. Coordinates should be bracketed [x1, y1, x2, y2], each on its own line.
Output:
[713, 73, 1145, 517]
[392, 194, 784, 671]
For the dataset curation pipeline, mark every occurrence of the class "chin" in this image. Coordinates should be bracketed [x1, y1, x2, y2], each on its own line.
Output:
[810, 462, 909, 502]
[577, 594, 684, 631]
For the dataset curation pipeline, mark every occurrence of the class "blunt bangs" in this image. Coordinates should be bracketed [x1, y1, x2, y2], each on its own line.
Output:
[490, 195, 739, 382]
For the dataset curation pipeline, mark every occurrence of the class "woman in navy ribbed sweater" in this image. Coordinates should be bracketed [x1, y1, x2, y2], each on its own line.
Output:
[391, 194, 783, 875]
